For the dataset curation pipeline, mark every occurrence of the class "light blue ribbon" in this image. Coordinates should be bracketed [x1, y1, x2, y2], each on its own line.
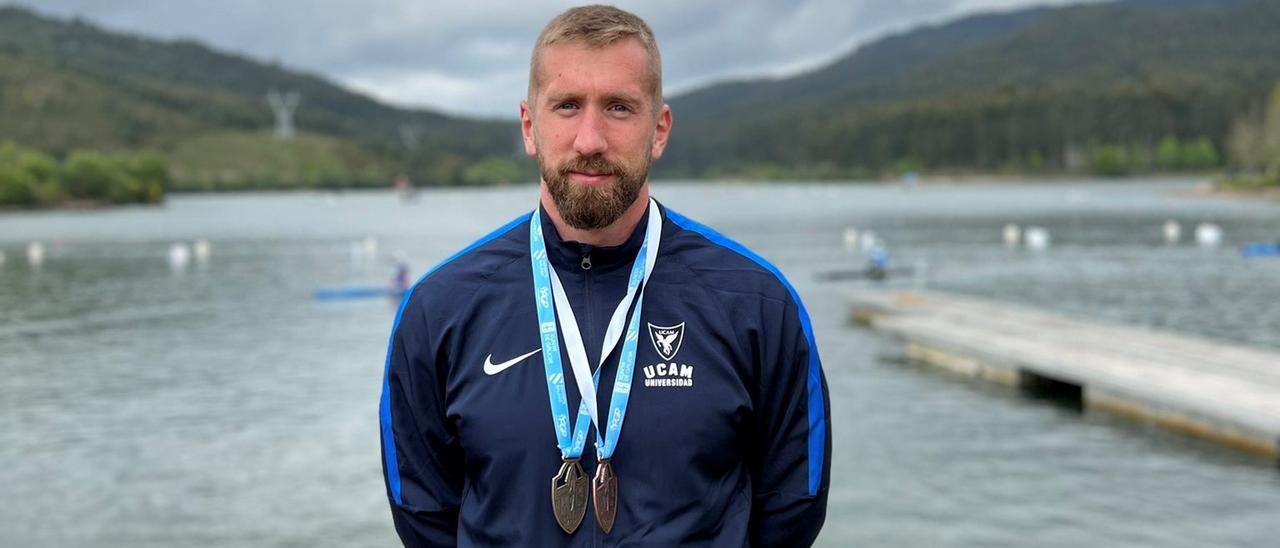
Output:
[531, 199, 660, 460]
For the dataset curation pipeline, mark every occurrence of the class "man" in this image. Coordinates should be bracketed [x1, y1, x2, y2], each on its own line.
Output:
[380, 5, 830, 546]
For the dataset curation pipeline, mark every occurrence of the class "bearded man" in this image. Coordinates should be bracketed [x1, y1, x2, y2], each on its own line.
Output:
[380, 5, 830, 546]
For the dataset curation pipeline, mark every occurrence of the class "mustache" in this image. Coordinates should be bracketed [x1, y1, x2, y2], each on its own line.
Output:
[558, 155, 624, 178]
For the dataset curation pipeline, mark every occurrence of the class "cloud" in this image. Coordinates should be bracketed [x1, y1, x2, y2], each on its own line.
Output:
[13, 0, 1090, 117]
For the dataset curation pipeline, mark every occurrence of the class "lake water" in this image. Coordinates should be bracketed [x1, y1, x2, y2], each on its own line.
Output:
[2, 179, 1278, 547]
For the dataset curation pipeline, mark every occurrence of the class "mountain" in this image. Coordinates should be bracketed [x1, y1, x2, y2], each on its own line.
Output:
[2, 0, 1278, 187]
[661, 0, 1280, 177]
[669, 6, 1053, 124]
[0, 5, 524, 188]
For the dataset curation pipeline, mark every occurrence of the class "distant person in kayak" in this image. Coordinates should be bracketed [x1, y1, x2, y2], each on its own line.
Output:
[866, 245, 890, 281]
[379, 5, 830, 546]
[394, 174, 419, 203]
[393, 255, 411, 293]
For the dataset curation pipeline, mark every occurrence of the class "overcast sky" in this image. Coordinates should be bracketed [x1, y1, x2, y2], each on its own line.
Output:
[16, 0, 1090, 118]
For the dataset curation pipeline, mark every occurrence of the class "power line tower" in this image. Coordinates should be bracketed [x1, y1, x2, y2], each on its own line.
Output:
[266, 90, 301, 140]
[399, 123, 423, 151]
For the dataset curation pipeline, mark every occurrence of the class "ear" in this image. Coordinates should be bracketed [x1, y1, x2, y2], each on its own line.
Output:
[520, 100, 537, 157]
[650, 103, 672, 161]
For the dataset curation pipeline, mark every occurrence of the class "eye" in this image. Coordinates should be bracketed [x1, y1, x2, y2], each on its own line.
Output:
[606, 103, 634, 115]
[554, 101, 579, 112]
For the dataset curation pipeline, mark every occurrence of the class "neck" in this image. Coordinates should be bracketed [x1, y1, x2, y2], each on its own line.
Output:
[540, 183, 650, 247]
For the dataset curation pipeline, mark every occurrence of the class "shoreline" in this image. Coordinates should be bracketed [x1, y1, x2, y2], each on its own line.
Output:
[1205, 183, 1280, 201]
[0, 199, 161, 213]
[5, 173, 1275, 213]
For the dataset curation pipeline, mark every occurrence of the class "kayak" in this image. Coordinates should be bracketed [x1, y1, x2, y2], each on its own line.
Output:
[1241, 243, 1280, 257]
[815, 267, 916, 281]
[314, 285, 405, 300]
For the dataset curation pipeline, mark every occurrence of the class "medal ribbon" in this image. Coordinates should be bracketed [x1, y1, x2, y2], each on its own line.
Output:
[531, 198, 661, 460]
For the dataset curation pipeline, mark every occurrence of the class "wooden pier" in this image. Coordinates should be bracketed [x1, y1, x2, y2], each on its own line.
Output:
[849, 290, 1280, 460]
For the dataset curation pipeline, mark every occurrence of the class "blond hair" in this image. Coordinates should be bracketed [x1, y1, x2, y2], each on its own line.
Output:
[528, 5, 663, 106]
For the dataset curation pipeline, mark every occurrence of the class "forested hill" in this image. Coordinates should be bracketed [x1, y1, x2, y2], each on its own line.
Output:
[2, 0, 1279, 192]
[0, 5, 521, 189]
[662, 0, 1280, 178]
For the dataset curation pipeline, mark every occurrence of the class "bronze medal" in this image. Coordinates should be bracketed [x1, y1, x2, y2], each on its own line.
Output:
[551, 458, 589, 533]
[592, 459, 618, 533]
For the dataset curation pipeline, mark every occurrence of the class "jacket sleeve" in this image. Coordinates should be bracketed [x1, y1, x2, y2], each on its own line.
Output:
[749, 297, 831, 547]
[380, 291, 466, 546]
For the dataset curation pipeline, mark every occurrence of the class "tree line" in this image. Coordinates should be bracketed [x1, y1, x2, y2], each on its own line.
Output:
[1224, 84, 1280, 188]
[658, 81, 1277, 180]
[0, 142, 168, 207]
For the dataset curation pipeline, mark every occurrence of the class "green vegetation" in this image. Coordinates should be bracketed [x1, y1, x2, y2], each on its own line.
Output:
[1083, 136, 1220, 177]
[0, 5, 518, 190]
[1222, 83, 1280, 189]
[0, 142, 168, 207]
[1089, 145, 1132, 177]
[168, 131, 393, 191]
[1, 1, 1279, 193]
[1155, 136, 1220, 171]
[462, 157, 529, 186]
[664, 0, 1280, 180]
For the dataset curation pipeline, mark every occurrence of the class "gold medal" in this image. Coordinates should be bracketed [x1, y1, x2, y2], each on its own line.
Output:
[592, 459, 618, 533]
[551, 458, 589, 533]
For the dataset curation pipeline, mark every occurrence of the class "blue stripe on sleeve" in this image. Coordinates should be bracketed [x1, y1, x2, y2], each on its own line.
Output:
[381, 212, 532, 505]
[665, 208, 827, 496]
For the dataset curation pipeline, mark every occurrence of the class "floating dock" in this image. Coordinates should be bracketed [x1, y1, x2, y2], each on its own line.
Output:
[849, 290, 1280, 460]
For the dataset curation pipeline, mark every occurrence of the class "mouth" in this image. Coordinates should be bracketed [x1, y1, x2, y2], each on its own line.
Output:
[567, 171, 615, 186]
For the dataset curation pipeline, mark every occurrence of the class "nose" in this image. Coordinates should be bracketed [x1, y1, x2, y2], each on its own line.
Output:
[572, 109, 608, 157]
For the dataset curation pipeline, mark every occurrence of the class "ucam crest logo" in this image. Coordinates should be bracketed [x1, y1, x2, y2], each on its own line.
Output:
[644, 321, 693, 388]
[647, 322, 684, 361]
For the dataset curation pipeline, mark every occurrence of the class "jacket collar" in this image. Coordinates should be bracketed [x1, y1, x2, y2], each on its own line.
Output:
[538, 202, 652, 274]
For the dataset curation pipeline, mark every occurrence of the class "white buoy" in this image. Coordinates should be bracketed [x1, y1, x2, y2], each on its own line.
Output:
[193, 239, 212, 262]
[858, 231, 879, 252]
[362, 236, 379, 258]
[1002, 223, 1021, 247]
[168, 243, 192, 270]
[1162, 220, 1182, 244]
[1195, 223, 1222, 248]
[27, 242, 45, 267]
[1024, 226, 1050, 250]
[842, 227, 860, 251]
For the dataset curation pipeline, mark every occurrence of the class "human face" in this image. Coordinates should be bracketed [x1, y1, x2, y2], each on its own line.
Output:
[521, 38, 672, 230]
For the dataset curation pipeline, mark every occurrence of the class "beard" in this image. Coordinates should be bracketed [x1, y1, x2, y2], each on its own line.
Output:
[540, 152, 649, 230]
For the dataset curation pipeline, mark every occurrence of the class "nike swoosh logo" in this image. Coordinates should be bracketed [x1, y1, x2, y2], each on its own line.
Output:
[483, 348, 542, 375]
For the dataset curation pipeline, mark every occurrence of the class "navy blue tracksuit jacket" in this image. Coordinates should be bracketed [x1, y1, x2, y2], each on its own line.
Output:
[380, 201, 830, 546]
